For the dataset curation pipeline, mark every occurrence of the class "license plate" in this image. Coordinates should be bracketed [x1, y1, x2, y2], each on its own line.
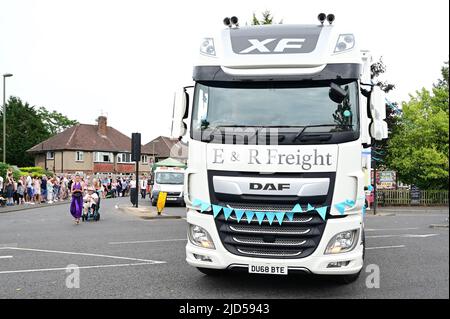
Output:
[166, 198, 177, 201]
[248, 263, 288, 275]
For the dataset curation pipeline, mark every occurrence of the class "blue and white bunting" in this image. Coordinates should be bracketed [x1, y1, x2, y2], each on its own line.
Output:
[285, 212, 295, 221]
[255, 212, 265, 225]
[292, 204, 302, 213]
[266, 212, 275, 225]
[211, 205, 222, 218]
[315, 206, 327, 221]
[275, 212, 285, 225]
[307, 203, 315, 212]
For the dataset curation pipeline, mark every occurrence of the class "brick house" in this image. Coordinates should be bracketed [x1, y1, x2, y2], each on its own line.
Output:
[27, 116, 154, 176]
[145, 136, 188, 164]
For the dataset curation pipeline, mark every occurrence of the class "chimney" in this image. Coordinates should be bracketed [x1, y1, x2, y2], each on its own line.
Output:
[97, 116, 107, 136]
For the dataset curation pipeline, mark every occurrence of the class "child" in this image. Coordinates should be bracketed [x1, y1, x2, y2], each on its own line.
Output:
[17, 181, 25, 205]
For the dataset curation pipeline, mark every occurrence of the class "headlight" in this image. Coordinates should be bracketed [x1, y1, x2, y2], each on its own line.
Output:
[334, 34, 355, 53]
[325, 229, 359, 254]
[188, 224, 215, 249]
[200, 38, 216, 56]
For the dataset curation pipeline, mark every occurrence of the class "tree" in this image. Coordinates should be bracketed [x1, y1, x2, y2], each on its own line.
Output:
[0, 96, 78, 167]
[36, 107, 78, 135]
[386, 63, 449, 190]
[251, 10, 282, 25]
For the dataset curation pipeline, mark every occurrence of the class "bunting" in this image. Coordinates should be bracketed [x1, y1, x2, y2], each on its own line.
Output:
[191, 197, 365, 225]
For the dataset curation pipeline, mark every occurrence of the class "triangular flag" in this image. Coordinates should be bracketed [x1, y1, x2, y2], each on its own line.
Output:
[245, 211, 255, 223]
[211, 205, 222, 218]
[316, 206, 327, 221]
[291, 204, 302, 213]
[200, 202, 210, 212]
[223, 207, 233, 220]
[275, 212, 285, 225]
[307, 203, 315, 212]
[335, 203, 346, 215]
[192, 198, 203, 207]
[285, 212, 295, 221]
[266, 212, 275, 225]
[344, 199, 355, 207]
[255, 212, 265, 225]
[234, 209, 245, 223]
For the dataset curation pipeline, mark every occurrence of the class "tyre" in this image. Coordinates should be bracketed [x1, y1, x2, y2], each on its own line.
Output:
[196, 267, 226, 276]
[151, 198, 157, 206]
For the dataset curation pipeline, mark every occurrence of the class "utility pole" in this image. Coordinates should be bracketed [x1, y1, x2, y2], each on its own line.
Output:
[2, 73, 13, 163]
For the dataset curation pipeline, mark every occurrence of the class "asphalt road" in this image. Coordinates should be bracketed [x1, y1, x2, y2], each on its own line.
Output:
[0, 198, 448, 299]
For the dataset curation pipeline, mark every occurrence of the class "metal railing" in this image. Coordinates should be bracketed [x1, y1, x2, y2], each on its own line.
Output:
[377, 190, 448, 206]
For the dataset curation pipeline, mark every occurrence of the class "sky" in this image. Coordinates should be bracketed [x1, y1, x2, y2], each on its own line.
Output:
[0, 0, 448, 143]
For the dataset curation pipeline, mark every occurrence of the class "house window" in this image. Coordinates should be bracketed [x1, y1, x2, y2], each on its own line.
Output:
[75, 151, 84, 162]
[141, 155, 148, 163]
[46, 151, 55, 159]
[94, 152, 113, 163]
[117, 153, 132, 163]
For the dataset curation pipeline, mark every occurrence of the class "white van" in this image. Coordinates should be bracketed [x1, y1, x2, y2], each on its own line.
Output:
[151, 167, 185, 206]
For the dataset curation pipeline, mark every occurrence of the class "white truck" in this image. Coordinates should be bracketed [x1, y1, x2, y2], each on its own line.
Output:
[151, 167, 186, 206]
[172, 13, 388, 283]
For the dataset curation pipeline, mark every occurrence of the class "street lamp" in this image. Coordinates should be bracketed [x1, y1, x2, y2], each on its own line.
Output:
[2, 73, 13, 163]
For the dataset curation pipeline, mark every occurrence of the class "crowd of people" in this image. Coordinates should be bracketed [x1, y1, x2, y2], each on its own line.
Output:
[0, 169, 151, 208]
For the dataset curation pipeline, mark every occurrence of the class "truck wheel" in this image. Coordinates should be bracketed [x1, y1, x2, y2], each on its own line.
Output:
[196, 267, 225, 276]
[151, 198, 156, 206]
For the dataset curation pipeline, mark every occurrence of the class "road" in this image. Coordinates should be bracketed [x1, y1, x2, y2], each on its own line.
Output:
[0, 198, 448, 299]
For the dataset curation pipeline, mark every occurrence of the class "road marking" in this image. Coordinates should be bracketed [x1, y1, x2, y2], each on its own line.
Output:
[366, 245, 406, 250]
[1, 247, 166, 264]
[365, 227, 419, 232]
[0, 243, 18, 248]
[109, 238, 187, 245]
[366, 233, 439, 239]
[0, 262, 155, 275]
[0, 256, 13, 259]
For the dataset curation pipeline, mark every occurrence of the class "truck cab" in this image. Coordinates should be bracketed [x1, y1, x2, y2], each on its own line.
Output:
[172, 14, 388, 282]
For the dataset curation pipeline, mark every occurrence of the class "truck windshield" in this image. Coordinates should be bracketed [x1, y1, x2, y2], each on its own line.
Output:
[191, 81, 359, 141]
[155, 172, 184, 185]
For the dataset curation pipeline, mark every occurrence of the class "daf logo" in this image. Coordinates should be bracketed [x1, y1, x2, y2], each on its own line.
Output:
[249, 183, 291, 191]
[240, 38, 306, 54]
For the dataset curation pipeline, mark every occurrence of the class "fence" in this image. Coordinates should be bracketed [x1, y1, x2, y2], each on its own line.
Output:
[377, 190, 449, 206]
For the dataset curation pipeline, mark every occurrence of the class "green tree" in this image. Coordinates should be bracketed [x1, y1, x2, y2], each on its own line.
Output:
[0, 96, 78, 167]
[251, 10, 282, 25]
[36, 107, 78, 135]
[386, 63, 449, 189]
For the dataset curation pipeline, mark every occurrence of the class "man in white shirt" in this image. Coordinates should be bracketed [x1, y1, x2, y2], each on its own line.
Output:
[26, 173, 33, 203]
[140, 176, 147, 199]
[83, 187, 99, 216]
[0, 176, 3, 195]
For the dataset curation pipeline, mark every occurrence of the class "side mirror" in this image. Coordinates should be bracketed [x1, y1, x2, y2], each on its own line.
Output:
[369, 86, 388, 140]
[171, 88, 189, 139]
[329, 83, 347, 104]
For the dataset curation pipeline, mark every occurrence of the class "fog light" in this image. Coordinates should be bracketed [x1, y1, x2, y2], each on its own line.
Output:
[200, 38, 216, 56]
[193, 254, 212, 262]
[327, 261, 351, 268]
[188, 224, 215, 249]
[325, 229, 359, 254]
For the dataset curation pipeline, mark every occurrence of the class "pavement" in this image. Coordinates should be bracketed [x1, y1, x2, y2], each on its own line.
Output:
[0, 197, 448, 299]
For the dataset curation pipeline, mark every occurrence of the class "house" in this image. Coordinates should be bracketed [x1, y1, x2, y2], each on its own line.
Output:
[145, 136, 188, 164]
[27, 116, 154, 176]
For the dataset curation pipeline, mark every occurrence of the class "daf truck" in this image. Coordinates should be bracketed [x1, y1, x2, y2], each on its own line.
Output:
[172, 13, 388, 283]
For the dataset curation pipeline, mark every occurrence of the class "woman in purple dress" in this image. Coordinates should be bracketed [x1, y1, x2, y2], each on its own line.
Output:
[70, 174, 84, 224]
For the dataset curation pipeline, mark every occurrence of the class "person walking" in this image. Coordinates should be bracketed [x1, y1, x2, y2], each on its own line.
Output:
[70, 174, 84, 224]
[140, 176, 147, 199]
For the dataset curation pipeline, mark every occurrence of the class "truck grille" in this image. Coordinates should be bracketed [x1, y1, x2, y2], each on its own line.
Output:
[215, 211, 326, 259]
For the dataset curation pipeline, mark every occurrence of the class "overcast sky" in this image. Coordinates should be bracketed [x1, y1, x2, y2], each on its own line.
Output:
[0, 0, 448, 142]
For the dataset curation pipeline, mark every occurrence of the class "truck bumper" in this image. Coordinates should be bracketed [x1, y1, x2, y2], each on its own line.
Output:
[152, 191, 184, 205]
[186, 209, 364, 275]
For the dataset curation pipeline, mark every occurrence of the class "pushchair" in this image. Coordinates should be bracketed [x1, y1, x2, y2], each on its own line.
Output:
[81, 190, 101, 222]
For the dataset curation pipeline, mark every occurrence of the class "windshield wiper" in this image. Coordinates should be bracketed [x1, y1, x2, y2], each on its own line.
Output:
[292, 124, 350, 142]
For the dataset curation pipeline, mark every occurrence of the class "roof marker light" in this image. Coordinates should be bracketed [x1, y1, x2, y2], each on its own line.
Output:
[223, 17, 231, 27]
[327, 14, 335, 25]
[318, 13, 326, 25]
[230, 16, 239, 27]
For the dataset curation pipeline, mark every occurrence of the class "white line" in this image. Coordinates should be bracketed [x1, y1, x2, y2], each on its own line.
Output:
[366, 233, 439, 239]
[365, 227, 419, 232]
[0, 262, 155, 275]
[2, 247, 166, 264]
[0, 256, 13, 259]
[109, 238, 187, 245]
[366, 245, 406, 250]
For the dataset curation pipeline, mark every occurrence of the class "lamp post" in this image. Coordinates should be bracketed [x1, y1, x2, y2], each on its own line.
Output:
[2, 73, 13, 163]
